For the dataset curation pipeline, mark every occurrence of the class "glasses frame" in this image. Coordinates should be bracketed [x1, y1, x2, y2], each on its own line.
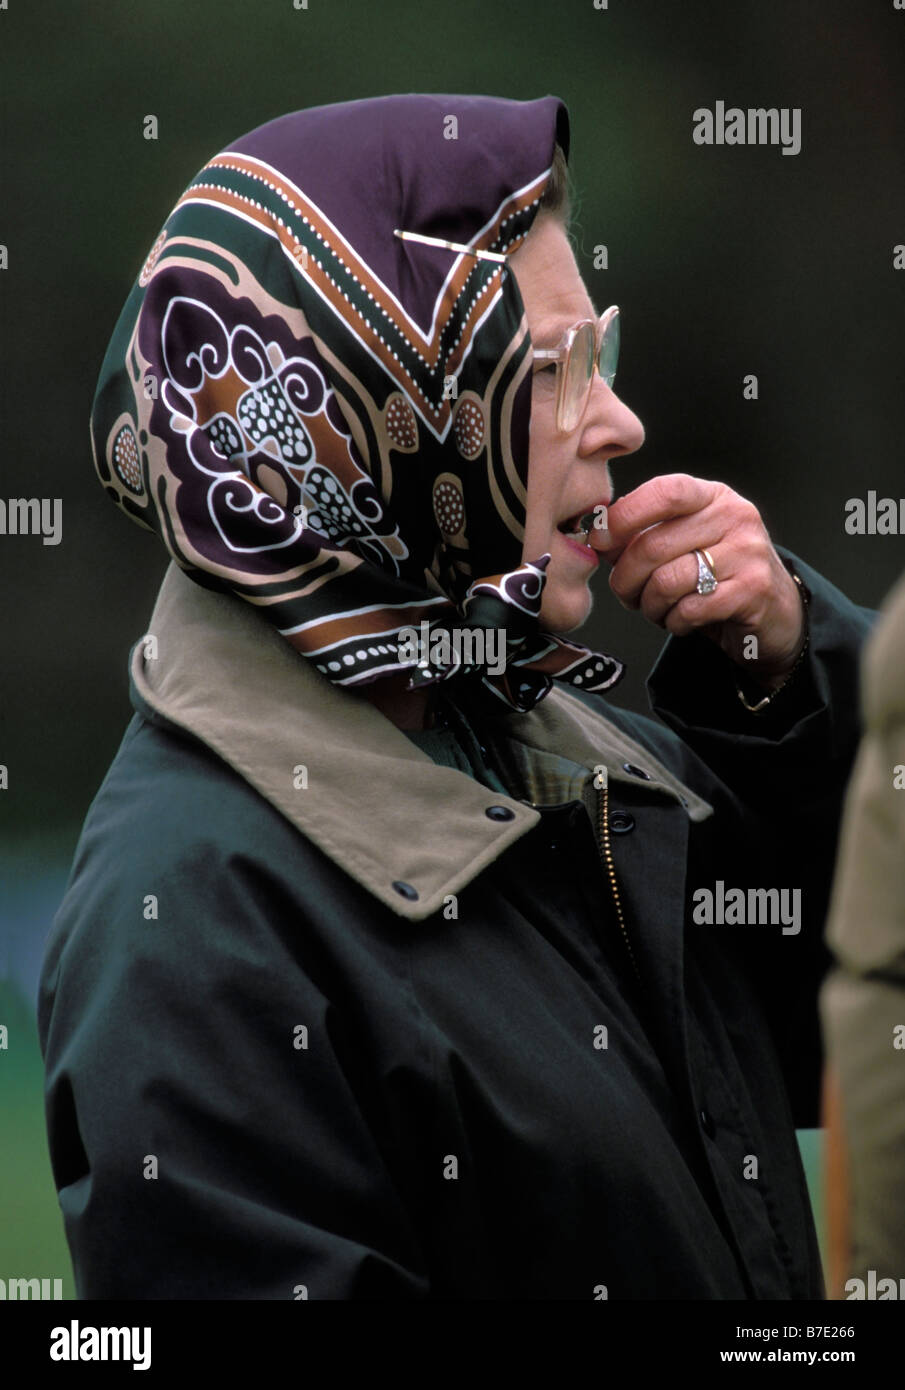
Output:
[532, 306, 620, 434]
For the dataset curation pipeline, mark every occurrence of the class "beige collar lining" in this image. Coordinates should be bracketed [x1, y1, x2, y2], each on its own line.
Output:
[131, 563, 711, 921]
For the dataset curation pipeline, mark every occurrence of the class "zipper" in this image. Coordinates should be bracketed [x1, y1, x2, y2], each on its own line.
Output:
[596, 781, 643, 986]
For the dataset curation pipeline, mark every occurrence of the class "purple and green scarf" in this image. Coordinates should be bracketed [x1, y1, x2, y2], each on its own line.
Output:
[90, 93, 624, 713]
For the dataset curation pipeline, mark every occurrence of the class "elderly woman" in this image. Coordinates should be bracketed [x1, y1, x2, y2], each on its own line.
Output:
[39, 93, 872, 1300]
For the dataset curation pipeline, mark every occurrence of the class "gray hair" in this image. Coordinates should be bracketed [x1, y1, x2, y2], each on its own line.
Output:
[538, 142, 572, 225]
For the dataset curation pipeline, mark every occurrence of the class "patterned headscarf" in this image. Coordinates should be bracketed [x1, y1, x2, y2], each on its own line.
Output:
[90, 93, 625, 713]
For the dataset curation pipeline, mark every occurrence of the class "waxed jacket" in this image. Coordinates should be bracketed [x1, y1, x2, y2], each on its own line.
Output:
[37, 549, 873, 1299]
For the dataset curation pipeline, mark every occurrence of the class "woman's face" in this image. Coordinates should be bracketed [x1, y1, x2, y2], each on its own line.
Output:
[509, 214, 645, 633]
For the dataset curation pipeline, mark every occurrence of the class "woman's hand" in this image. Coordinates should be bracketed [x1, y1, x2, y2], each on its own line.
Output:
[597, 474, 806, 688]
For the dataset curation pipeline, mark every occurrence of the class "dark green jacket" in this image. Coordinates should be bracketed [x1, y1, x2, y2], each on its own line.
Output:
[38, 552, 872, 1299]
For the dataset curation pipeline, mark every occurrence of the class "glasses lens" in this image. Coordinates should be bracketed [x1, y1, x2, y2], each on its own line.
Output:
[561, 322, 595, 431]
[598, 309, 620, 387]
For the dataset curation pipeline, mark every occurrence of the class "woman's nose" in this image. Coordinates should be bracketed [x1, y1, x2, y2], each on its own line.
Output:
[583, 371, 645, 458]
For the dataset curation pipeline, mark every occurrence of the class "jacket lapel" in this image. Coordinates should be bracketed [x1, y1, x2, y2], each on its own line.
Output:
[131, 563, 711, 921]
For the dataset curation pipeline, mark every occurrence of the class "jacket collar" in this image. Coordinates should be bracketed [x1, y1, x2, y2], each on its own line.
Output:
[130, 563, 712, 921]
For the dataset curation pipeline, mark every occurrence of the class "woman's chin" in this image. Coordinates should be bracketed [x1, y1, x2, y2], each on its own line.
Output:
[539, 583, 594, 634]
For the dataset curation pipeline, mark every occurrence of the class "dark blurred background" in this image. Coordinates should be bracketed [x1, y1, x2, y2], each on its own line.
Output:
[2, 0, 904, 1292]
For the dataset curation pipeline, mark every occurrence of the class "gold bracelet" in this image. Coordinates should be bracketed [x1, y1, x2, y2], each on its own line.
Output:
[736, 567, 810, 714]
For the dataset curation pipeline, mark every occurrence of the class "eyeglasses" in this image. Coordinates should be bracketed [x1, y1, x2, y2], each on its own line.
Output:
[392, 230, 620, 433]
[532, 307, 620, 433]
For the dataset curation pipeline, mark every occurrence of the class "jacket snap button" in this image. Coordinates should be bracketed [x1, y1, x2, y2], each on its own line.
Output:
[622, 762, 651, 779]
[392, 880, 419, 900]
[610, 810, 635, 834]
[699, 1107, 716, 1138]
[485, 805, 515, 822]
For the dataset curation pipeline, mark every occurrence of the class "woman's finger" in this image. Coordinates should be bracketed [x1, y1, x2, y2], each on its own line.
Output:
[637, 548, 727, 626]
[604, 473, 720, 550]
[609, 512, 727, 609]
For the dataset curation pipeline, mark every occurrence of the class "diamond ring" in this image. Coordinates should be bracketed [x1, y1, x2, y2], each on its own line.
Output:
[694, 548, 718, 596]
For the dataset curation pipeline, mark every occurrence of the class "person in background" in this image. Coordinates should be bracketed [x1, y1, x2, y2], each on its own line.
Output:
[821, 570, 905, 1298]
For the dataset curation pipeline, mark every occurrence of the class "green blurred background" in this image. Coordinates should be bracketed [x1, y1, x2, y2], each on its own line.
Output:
[2, 0, 904, 1296]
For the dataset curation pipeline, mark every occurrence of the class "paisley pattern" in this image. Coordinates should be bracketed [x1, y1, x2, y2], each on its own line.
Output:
[90, 94, 624, 712]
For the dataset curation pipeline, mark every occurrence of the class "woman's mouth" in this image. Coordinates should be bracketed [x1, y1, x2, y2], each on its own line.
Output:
[556, 521, 599, 564]
[555, 510, 601, 564]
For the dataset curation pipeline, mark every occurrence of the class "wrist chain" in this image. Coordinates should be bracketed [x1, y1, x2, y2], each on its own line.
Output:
[735, 565, 811, 715]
